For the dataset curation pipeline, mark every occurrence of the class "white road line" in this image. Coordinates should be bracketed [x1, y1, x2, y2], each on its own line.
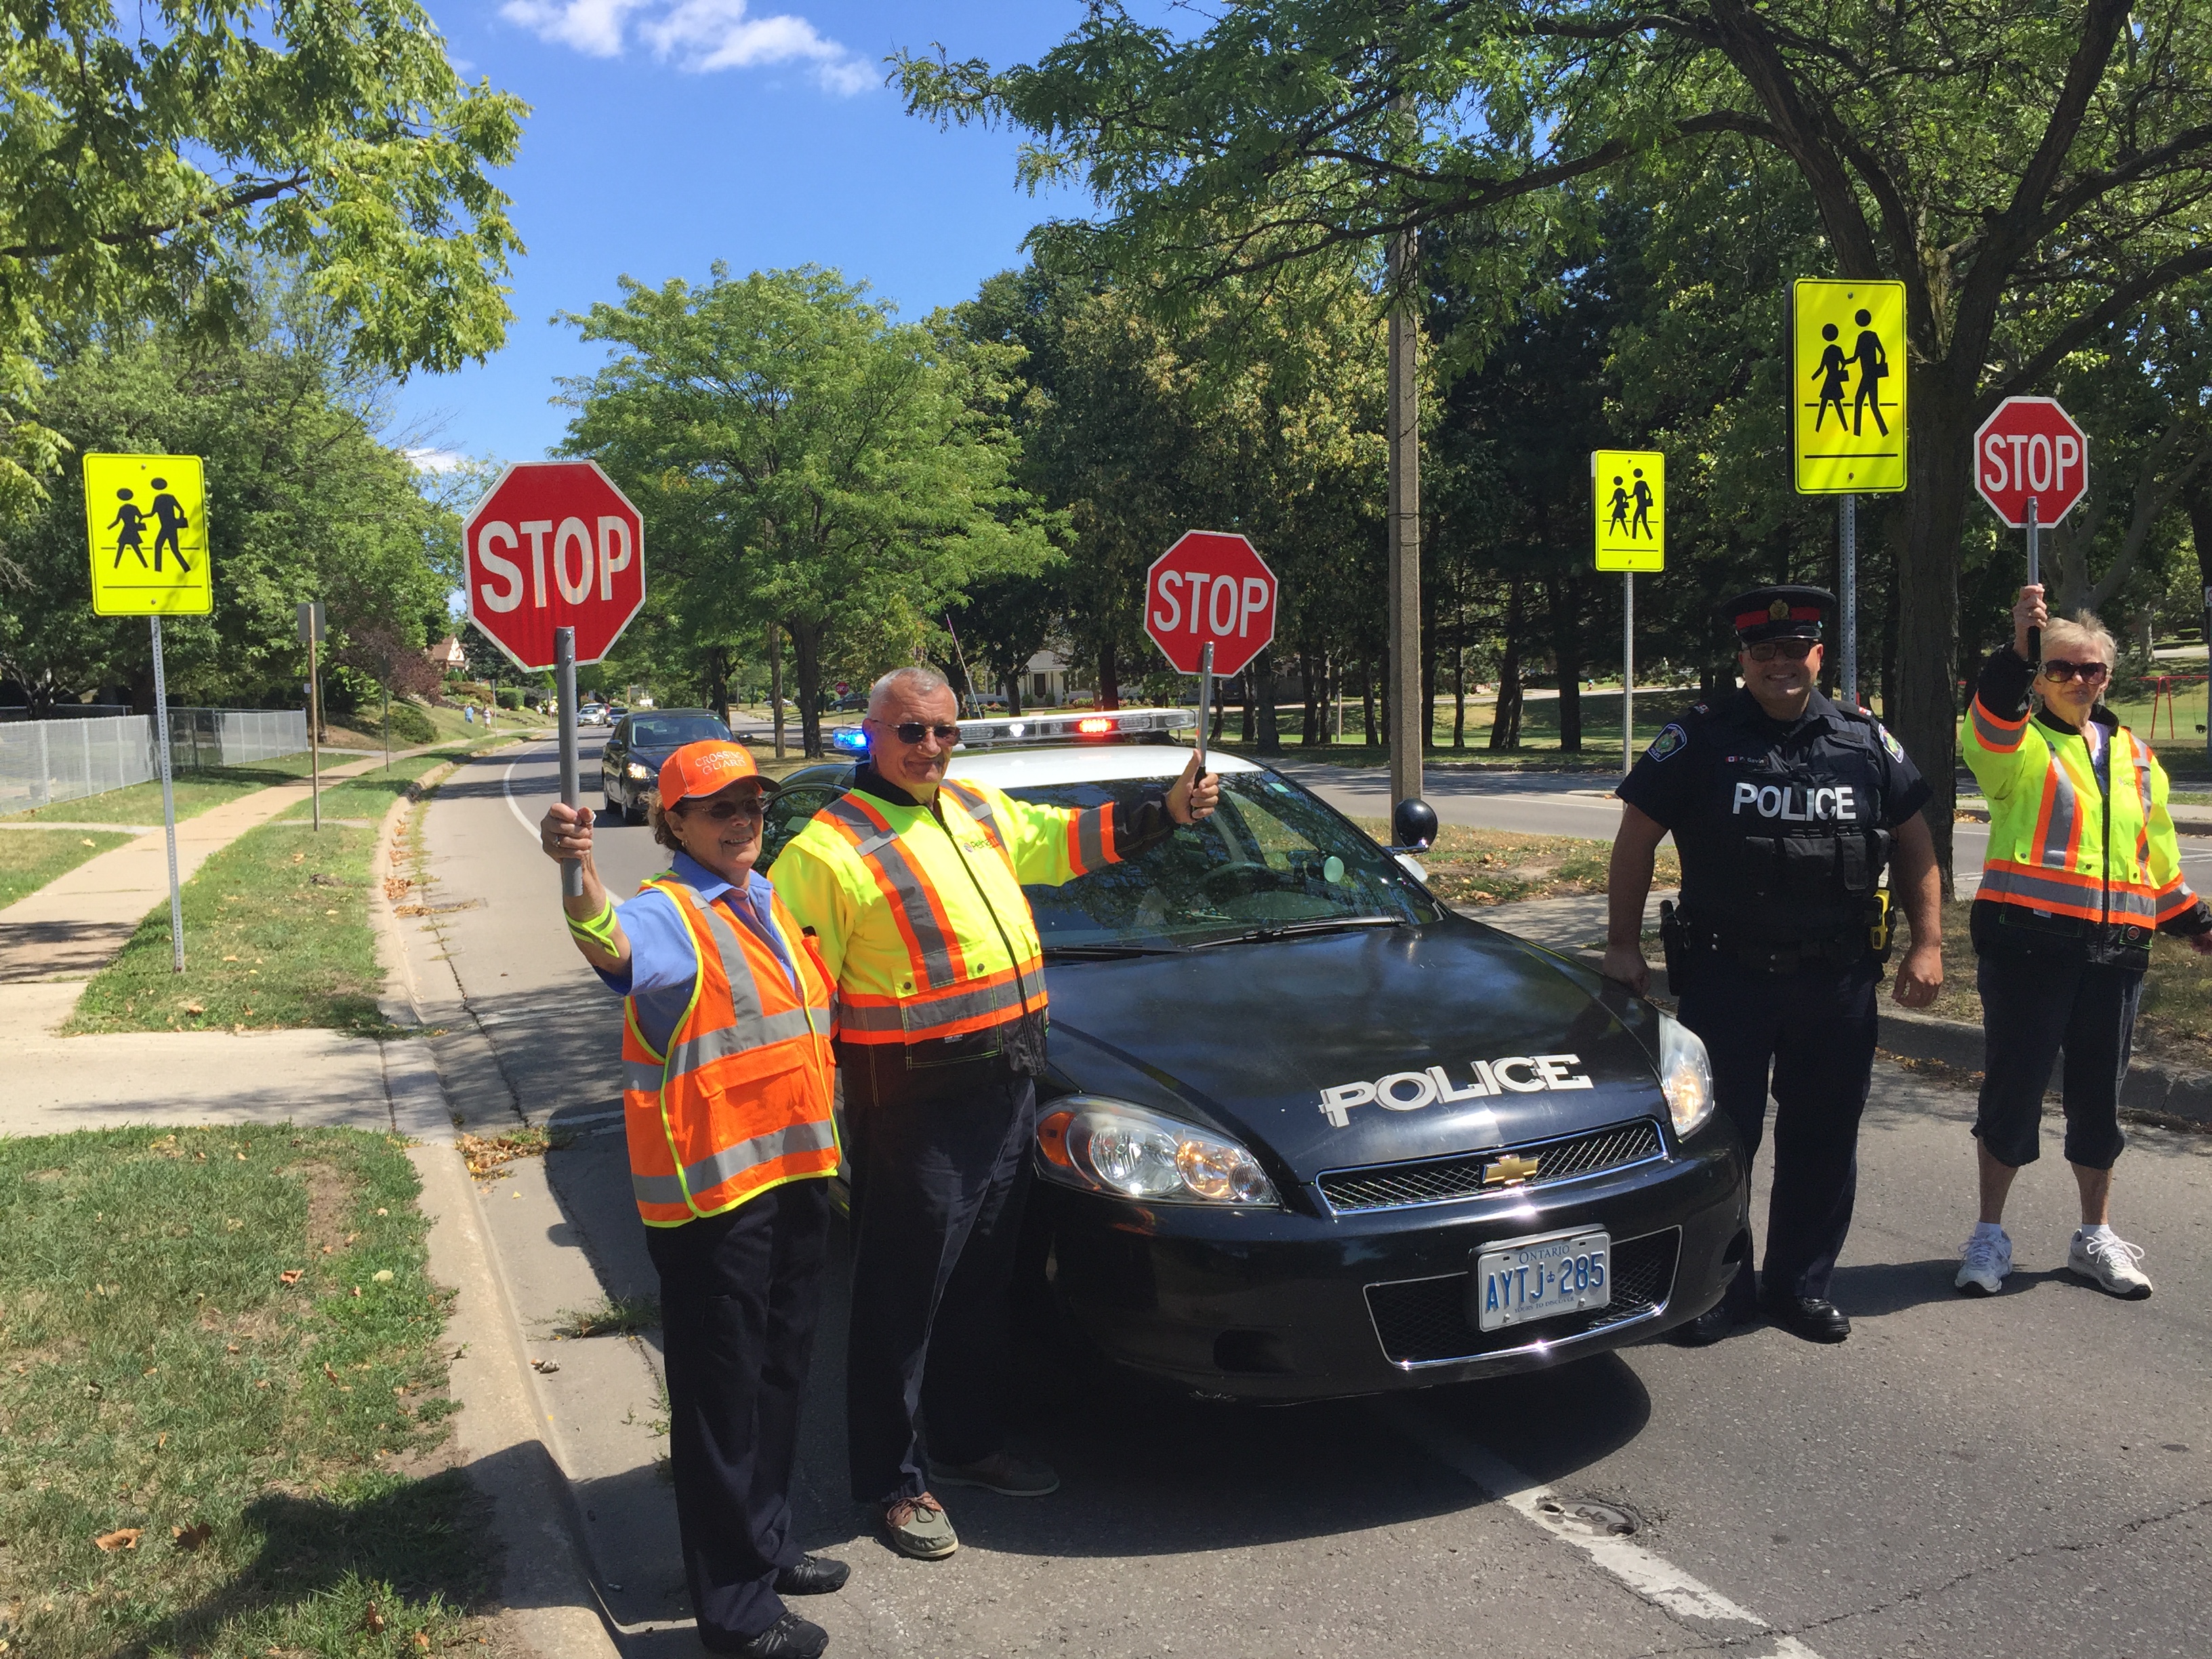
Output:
[501, 755, 546, 842]
[1382, 1399, 1826, 1654]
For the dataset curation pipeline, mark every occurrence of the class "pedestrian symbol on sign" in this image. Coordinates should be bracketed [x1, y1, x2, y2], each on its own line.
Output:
[1592, 450, 1664, 572]
[1791, 279, 1908, 493]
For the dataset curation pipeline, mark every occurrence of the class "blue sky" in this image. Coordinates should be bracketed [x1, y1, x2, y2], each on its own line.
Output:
[394, 1, 1108, 470]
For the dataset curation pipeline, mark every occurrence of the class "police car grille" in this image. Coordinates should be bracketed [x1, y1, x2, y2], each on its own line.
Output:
[1317, 1119, 1665, 1213]
[1364, 1229, 1681, 1366]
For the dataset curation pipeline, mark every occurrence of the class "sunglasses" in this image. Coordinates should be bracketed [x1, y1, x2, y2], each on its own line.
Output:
[678, 794, 766, 821]
[888, 721, 961, 745]
[1746, 638, 1816, 663]
[2041, 658, 2109, 685]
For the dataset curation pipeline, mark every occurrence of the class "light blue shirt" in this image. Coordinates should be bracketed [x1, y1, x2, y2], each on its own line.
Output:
[593, 851, 799, 1055]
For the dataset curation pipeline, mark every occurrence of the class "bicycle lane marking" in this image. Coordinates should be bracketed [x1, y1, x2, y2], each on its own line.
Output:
[1379, 1397, 1826, 1658]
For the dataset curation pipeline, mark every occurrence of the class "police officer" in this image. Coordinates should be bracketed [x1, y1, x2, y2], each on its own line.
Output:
[1601, 587, 1944, 1345]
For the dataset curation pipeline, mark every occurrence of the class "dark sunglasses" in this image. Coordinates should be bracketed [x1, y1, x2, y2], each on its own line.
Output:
[2041, 658, 2109, 685]
[678, 794, 766, 821]
[890, 721, 961, 745]
[1746, 638, 1816, 663]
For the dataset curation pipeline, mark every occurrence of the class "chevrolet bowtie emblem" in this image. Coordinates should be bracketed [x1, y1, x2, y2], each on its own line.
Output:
[1483, 1154, 1541, 1187]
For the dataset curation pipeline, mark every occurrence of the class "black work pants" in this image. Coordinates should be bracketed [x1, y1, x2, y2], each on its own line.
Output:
[644, 1177, 832, 1647]
[843, 1067, 1036, 1506]
[1677, 954, 1879, 1303]
[1973, 947, 2138, 1170]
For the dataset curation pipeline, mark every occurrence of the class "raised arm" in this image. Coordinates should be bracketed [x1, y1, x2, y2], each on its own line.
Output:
[540, 801, 631, 973]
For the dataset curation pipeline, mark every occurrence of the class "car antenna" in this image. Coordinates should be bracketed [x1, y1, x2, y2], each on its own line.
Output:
[941, 611, 984, 718]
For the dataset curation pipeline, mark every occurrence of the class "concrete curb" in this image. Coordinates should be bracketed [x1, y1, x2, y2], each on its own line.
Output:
[374, 753, 628, 1659]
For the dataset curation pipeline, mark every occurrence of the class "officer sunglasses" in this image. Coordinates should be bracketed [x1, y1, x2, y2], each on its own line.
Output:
[1745, 638, 1816, 663]
[2041, 658, 2109, 686]
[677, 793, 766, 821]
[888, 721, 961, 744]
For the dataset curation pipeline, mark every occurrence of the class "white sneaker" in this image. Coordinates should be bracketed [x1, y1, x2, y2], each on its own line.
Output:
[1956, 1228, 2013, 1296]
[2068, 1228, 2154, 1300]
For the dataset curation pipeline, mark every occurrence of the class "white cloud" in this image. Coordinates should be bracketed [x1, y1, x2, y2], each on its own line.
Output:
[501, 0, 874, 94]
[406, 447, 468, 474]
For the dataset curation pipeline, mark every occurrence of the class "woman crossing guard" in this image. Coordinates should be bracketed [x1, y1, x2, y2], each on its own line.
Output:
[1956, 588, 2212, 1299]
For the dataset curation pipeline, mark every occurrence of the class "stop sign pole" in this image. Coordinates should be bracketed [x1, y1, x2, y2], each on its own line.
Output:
[1974, 397, 2089, 665]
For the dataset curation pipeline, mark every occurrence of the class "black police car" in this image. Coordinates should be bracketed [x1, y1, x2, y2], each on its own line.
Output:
[759, 714, 1748, 1400]
[598, 709, 733, 823]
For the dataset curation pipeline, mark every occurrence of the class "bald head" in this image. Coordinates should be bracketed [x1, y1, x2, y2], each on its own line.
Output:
[867, 665, 951, 720]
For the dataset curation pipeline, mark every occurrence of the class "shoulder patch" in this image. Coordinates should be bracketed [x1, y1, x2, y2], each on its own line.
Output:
[1691, 702, 1708, 716]
[1877, 722, 1905, 763]
[1645, 722, 1689, 762]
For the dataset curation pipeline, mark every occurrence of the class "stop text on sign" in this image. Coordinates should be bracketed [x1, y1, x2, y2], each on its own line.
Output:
[463, 459, 646, 671]
[1973, 396, 2089, 529]
[473, 515, 634, 612]
[1143, 530, 1278, 678]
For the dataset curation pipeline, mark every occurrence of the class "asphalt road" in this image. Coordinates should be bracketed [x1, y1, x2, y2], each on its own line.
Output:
[422, 733, 2212, 1659]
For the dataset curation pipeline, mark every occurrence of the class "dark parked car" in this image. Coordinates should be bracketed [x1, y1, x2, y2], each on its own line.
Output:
[758, 715, 1748, 1401]
[598, 709, 735, 824]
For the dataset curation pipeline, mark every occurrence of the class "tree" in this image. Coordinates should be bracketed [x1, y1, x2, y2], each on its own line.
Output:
[903, 0, 2212, 877]
[558, 266, 1054, 755]
[1, 1, 526, 520]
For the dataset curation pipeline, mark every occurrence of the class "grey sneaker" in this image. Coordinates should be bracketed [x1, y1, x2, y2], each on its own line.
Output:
[880, 1491, 958, 1560]
[928, 1450, 1060, 1497]
[1956, 1227, 2013, 1296]
[2068, 1228, 2154, 1299]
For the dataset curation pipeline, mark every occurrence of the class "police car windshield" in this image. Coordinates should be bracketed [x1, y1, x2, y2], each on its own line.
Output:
[629, 715, 729, 747]
[1008, 774, 1441, 948]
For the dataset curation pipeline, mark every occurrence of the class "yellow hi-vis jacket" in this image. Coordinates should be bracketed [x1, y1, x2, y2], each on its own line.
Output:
[1963, 674, 2198, 931]
[769, 775, 1119, 1048]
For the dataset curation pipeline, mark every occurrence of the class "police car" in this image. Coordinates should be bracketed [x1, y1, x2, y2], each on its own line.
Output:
[760, 712, 1748, 1400]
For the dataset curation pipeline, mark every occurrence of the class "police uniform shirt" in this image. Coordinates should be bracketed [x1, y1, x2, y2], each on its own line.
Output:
[1620, 689, 1931, 945]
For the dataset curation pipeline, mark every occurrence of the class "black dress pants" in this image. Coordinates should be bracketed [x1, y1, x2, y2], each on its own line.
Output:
[843, 1067, 1036, 1506]
[1973, 946, 2138, 1170]
[1677, 954, 1880, 1304]
[644, 1177, 832, 1647]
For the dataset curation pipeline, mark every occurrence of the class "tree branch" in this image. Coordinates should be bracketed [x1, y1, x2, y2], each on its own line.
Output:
[0, 172, 312, 260]
[1986, 243, 2212, 411]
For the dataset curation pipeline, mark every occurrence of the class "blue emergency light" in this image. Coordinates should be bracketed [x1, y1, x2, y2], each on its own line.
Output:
[829, 725, 869, 754]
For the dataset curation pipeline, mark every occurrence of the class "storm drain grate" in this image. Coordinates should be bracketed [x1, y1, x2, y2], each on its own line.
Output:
[1364, 1228, 1681, 1366]
[1319, 1118, 1665, 1214]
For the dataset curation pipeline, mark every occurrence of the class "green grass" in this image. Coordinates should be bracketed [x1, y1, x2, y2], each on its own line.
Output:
[0, 1125, 493, 1659]
[1354, 818, 1681, 908]
[1899, 899, 2210, 1065]
[68, 747, 476, 1036]
[0, 830, 133, 907]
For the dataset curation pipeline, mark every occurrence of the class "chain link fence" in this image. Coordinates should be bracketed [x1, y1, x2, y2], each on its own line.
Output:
[0, 708, 308, 815]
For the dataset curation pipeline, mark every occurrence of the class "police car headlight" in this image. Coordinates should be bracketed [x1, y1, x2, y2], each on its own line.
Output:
[1656, 1014, 1715, 1138]
[1036, 1097, 1279, 1207]
[626, 762, 652, 779]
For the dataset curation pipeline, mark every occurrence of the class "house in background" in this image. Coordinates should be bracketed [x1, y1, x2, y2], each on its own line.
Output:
[1023, 648, 1071, 707]
[426, 636, 468, 674]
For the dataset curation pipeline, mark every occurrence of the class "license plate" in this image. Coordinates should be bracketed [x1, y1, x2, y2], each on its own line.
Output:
[1473, 1230, 1612, 1332]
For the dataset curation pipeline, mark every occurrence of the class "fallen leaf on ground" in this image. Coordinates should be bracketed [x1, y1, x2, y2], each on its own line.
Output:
[363, 1603, 386, 1634]
[277, 1269, 303, 1286]
[171, 1522, 213, 1551]
[350, 1286, 361, 1298]
[155, 1433, 166, 1449]
[323, 1363, 340, 1383]
[373, 1269, 394, 1283]
[182, 1002, 205, 1015]
[531, 1359, 559, 1374]
[412, 1633, 431, 1651]
[93, 1528, 142, 1552]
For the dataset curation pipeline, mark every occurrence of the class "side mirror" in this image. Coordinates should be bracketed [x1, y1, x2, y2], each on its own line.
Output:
[1391, 797, 1438, 853]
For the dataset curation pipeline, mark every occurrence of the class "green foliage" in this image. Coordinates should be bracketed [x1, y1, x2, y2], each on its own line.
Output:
[0, 299, 455, 710]
[381, 699, 437, 745]
[1, 0, 526, 517]
[495, 689, 522, 711]
[558, 264, 1056, 754]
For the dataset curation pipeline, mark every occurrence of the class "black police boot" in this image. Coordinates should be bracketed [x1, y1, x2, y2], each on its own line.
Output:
[1759, 1290, 1851, 1344]
[1668, 1303, 1737, 1347]
[725, 1612, 828, 1659]
[775, 1555, 850, 1595]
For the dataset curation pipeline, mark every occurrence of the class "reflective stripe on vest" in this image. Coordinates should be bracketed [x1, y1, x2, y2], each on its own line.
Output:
[622, 878, 837, 1226]
[817, 787, 1048, 1044]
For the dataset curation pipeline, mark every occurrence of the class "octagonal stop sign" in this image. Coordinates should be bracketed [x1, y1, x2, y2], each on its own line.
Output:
[464, 461, 645, 671]
[1145, 531, 1278, 678]
[1974, 397, 2089, 529]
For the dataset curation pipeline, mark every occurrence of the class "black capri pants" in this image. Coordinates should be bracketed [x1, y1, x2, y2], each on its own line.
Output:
[1973, 945, 2141, 1170]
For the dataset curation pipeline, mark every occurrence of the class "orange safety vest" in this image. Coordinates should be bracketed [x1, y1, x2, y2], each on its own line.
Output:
[811, 779, 1058, 1046]
[621, 877, 839, 1227]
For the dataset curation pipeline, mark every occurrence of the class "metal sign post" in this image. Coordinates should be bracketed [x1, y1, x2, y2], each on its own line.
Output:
[2026, 495, 2041, 665]
[1838, 495, 1858, 706]
[149, 617, 184, 972]
[1195, 641, 1214, 775]
[1622, 573, 1635, 774]
[556, 626, 582, 900]
[298, 601, 324, 830]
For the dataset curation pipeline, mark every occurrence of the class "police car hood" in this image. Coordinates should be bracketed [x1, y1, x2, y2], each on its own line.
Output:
[1040, 918, 1669, 1183]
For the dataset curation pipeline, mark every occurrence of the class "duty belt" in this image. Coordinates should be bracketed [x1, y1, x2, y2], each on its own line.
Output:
[1681, 918, 1871, 975]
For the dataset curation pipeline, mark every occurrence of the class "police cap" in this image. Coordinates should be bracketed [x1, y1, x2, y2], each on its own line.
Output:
[1719, 585, 1835, 645]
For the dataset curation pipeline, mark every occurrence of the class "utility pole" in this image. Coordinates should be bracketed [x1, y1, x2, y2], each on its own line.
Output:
[1387, 222, 1422, 811]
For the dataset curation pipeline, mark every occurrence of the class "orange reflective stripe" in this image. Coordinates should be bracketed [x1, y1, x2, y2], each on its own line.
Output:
[835, 962, 1048, 1042]
[820, 795, 968, 989]
[1969, 693, 2028, 754]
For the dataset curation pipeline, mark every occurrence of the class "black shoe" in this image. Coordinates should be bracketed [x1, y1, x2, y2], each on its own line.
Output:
[1761, 1292, 1851, 1344]
[775, 1554, 850, 1596]
[1667, 1303, 1736, 1347]
[726, 1612, 827, 1659]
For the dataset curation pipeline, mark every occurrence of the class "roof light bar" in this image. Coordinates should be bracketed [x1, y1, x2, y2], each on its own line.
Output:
[954, 708, 1197, 750]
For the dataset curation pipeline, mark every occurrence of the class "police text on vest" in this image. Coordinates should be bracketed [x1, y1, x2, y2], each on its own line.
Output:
[1731, 783, 1858, 822]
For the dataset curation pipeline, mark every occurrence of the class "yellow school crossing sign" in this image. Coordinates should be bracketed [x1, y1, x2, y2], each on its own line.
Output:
[1592, 449, 1664, 571]
[83, 453, 210, 615]
[1791, 279, 1907, 493]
